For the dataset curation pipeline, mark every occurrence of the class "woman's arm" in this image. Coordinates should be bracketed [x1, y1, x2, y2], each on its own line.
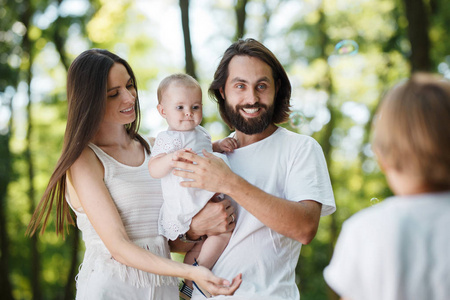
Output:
[69, 147, 241, 295]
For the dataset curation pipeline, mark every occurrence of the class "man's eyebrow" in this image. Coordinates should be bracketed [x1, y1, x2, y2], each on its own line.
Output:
[256, 76, 271, 83]
[230, 76, 271, 84]
[230, 77, 248, 84]
[107, 77, 132, 92]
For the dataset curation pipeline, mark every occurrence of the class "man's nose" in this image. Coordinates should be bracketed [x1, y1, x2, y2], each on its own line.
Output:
[246, 89, 259, 105]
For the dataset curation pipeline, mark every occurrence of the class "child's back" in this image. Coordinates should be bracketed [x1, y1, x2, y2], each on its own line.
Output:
[324, 73, 450, 300]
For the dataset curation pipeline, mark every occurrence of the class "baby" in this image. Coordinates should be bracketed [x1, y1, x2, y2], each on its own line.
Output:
[149, 74, 237, 297]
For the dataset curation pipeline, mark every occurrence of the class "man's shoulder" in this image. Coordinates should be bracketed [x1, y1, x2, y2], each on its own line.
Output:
[273, 127, 319, 146]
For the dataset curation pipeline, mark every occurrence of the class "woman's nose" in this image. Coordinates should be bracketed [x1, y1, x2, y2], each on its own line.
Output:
[125, 88, 135, 100]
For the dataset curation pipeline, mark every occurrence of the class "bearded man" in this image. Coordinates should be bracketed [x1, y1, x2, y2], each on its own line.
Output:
[175, 38, 336, 300]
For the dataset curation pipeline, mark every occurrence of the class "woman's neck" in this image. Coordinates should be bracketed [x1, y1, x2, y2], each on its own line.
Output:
[91, 123, 132, 148]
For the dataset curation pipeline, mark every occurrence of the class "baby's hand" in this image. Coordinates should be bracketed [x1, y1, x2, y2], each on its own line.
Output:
[213, 137, 238, 153]
[172, 148, 196, 163]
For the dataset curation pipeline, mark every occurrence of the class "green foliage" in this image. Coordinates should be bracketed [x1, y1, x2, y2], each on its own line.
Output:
[1, 0, 449, 299]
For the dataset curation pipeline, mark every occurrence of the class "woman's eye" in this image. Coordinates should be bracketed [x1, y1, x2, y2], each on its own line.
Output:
[108, 93, 118, 98]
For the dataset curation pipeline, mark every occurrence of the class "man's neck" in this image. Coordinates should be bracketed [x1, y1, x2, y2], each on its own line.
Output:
[235, 124, 278, 148]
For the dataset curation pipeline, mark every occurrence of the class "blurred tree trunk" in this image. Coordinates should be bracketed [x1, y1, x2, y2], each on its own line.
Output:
[316, 6, 339, 300]
[1, 1, 21, 298]
[179, 0, 197, 79]
[21, 1, 41, 299]
[48, 3, 80, 295]
[0, 5, 16, 297]
[53, 0, 71, 71]
[234, 0, 248, 41]
[258, 1, 274, 43]
[0, 121, 13, 300]
[403, 0, 431, 71]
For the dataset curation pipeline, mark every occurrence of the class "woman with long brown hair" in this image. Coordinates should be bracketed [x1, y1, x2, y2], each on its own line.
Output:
[27, 49, 241, 299]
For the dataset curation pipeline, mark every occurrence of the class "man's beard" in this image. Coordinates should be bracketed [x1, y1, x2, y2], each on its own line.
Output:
[224, 100, 275, 135]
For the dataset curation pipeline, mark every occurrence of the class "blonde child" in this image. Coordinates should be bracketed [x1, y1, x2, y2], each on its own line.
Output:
[149, 74, 237, 297]
[324, 73, 450, 300]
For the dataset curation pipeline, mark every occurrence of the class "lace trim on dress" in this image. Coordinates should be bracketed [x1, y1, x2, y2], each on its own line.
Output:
[158, 208, 191, 241]
[75, 236, 178, 288]
[152, 133, 183, 157]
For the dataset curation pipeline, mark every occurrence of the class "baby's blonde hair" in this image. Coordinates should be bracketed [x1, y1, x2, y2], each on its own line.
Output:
[372, 73, 450, 192]
[157, 73, 201, 104]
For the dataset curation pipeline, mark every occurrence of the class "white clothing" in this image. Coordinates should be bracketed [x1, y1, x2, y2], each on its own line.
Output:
[192, 127, 336, 300]
[324, 191, 450, 300]
[152, 126, 224, 240]
[68, 141, 178, 300]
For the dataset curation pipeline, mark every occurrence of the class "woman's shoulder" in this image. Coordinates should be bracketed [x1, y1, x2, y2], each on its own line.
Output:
[71, 146, 103, 176]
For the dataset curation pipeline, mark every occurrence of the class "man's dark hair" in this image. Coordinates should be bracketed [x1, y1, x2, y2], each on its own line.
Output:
[208, 38, 292, 128]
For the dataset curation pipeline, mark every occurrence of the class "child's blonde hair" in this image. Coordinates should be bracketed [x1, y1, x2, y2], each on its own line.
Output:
[157, 73, 201, 104]
[372, 73, 450, 192]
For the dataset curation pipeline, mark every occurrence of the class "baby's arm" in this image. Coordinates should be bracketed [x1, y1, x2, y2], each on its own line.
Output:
[212, 137, 238, 153]
[149, 148, 197, 178]
[148, 153, 174, 178]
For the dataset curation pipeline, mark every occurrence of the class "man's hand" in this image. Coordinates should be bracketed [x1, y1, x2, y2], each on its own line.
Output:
[187, 198, 236, 240]
[172, 150, 237, 195]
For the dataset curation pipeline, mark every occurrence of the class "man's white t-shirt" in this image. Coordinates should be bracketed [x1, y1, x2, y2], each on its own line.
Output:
[192, 127, 336, 299]
[324, 191, 450, 300]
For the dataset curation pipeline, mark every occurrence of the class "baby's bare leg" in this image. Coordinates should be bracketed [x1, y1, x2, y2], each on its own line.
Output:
[184, 231, 232, 288]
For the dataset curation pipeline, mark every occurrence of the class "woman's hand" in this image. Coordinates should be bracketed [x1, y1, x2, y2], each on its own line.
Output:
[190, 265, 242, 297]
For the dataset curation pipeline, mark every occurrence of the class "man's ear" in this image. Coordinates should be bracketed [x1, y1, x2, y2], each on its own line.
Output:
[219, 87, 225, 99]
[157, 104, 166, 119]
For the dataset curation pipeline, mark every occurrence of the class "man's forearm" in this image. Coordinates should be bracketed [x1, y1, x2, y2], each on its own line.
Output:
[226, 176, 322, 243]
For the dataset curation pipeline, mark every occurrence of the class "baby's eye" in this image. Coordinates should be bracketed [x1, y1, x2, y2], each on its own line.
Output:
[192, 105, 201, 110]
[176, 106, 183, 110]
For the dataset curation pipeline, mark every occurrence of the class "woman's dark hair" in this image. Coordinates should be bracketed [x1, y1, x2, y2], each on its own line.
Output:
[208, 38, 292, 128]
[27, 49, 149, 236]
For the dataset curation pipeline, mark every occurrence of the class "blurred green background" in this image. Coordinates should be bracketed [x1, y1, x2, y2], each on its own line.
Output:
[1, 0, 449, 299]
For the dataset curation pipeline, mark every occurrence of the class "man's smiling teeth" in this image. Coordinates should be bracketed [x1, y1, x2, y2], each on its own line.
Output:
[243, 108, 260, 114]
[121, 107, 133, 113]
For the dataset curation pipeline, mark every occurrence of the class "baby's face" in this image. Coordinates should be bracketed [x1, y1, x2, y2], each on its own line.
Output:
[159, 84, 203, 131]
